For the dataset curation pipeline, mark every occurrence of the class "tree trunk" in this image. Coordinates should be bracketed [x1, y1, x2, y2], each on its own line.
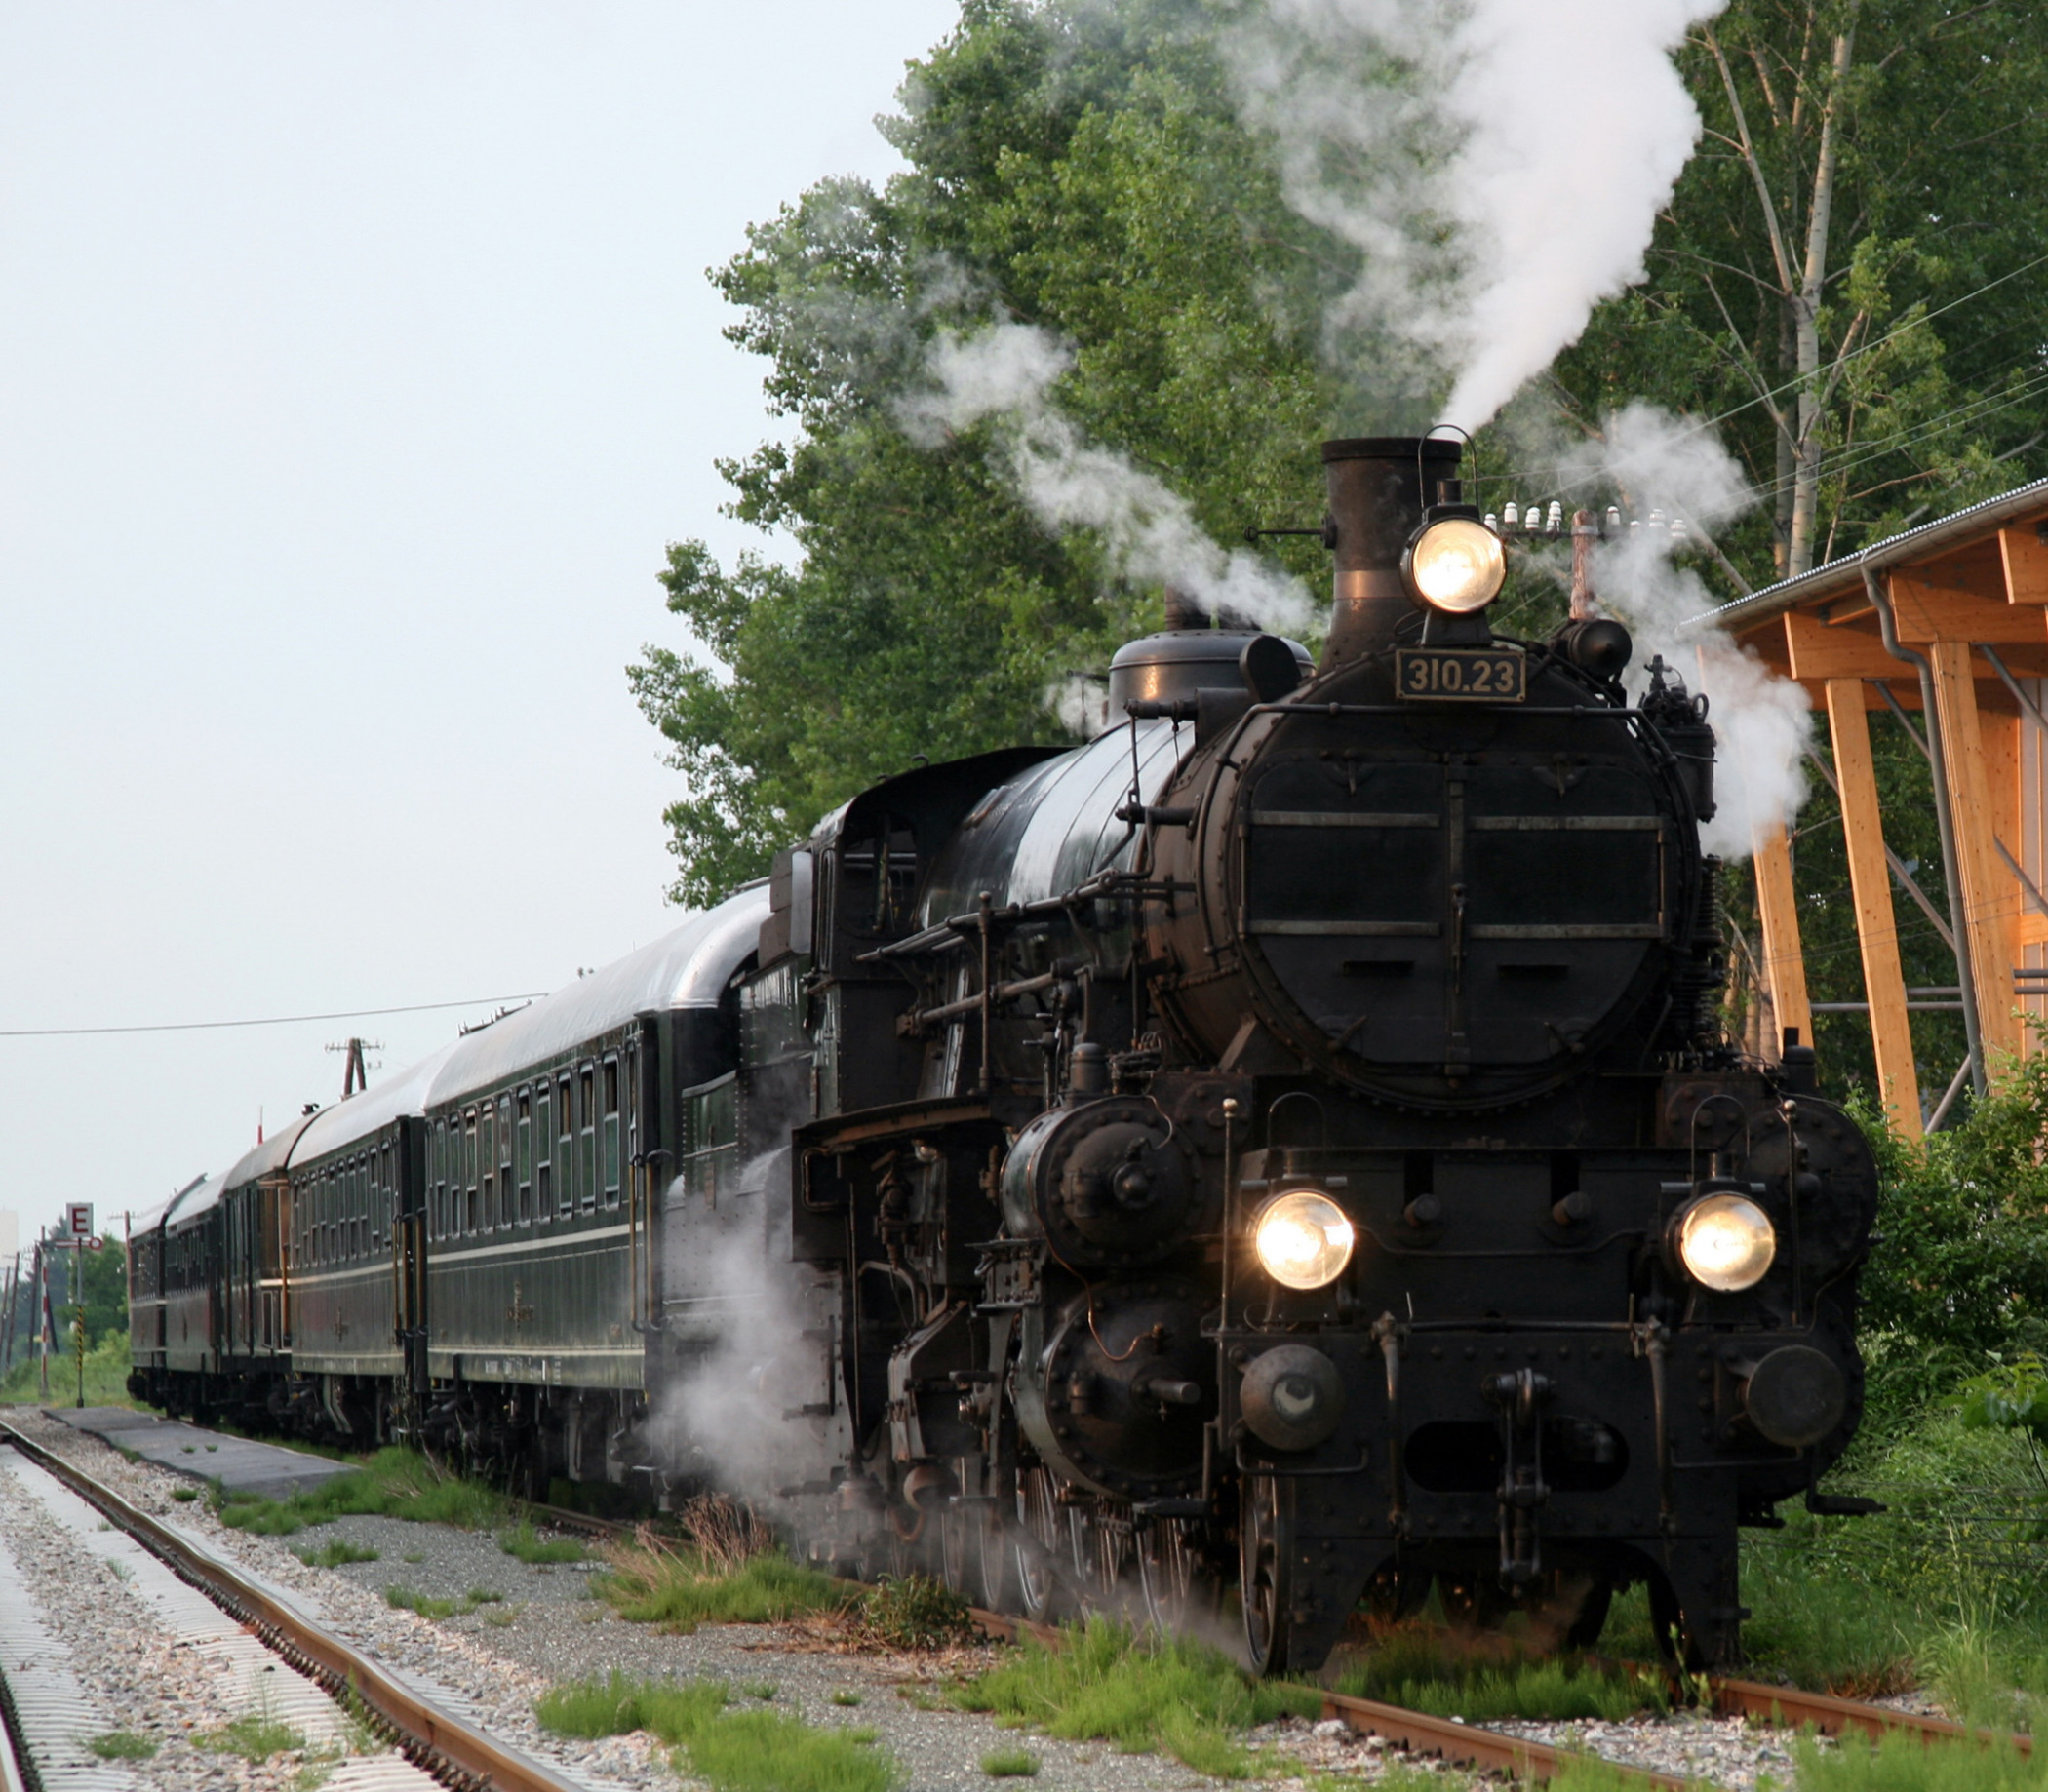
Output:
[1787, 22, 1857, 577]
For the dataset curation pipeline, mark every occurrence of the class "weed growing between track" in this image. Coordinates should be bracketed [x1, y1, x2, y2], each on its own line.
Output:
[1338, 1627, 1670, 1722]
[537, 1673, 896, 1792]
[947, 1619, 1319, 1779]
[87, 1733, 158, 1760]
[209, 1446, 512, 1536]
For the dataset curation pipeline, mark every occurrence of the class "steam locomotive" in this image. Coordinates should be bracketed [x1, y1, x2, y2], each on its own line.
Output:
[130, 436, 1879, 1671]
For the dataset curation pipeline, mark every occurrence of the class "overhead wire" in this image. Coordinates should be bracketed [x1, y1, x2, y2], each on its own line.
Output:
[0, 994, 551, 1040]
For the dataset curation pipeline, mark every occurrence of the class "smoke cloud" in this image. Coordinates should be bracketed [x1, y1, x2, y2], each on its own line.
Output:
[1538, 403, 1811, 856]
[898, 321, 1316, 636]
[1225, 0, 1725, 430]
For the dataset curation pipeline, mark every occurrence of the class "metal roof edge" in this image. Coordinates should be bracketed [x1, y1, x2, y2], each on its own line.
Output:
[1695, 476, 2048, 633]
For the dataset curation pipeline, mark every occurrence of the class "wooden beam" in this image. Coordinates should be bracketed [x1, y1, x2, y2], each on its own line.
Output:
[1999, 523, 2048, 604]
[1750, 816, 1811, 1058]
[1892, 573, 2048, 643]
[1928, 639, 2025, 1069]
[1784, 612, 1906, 682]
[1825, 681, 1922, 1136]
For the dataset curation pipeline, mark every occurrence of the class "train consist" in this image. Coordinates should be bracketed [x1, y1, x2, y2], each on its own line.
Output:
[130, 437, 1880, 1669]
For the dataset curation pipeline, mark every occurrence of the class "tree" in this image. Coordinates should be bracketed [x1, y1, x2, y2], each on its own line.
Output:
[631, 1, 1343, 904]
[1555, 0, 2048, 582]
[638, 0, 2048, 906]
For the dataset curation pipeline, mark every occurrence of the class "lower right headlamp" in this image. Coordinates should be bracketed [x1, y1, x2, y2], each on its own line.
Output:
[1670, 1191, 1777, 1293]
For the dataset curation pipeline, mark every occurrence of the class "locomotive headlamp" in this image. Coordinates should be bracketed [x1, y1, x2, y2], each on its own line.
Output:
[1672, 1191, 1777, 1293]
[1402, 515, 1507, 613]
[1252, 1188, 1356, 1290]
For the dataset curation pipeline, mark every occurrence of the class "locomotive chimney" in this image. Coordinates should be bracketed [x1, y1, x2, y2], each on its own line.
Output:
[1320, 436, 1462, 669]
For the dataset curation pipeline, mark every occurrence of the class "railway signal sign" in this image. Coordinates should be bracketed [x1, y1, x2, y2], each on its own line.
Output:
[65, 1202, 94, 1240]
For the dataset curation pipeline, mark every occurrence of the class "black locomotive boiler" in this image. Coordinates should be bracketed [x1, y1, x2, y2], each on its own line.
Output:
[132, 435, 1879, 1673]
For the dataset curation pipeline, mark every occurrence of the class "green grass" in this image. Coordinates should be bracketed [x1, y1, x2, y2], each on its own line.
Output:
[947, 1620, 1320, 1779]
[1787, 1729, 2048, 1789]
[386, 1584, 499, 1621]
[742, 1682, 777, 1701]
[980, 1748, 1039, 1777]
[597, 1543, 849, 1634]
[196, 1711, 305, 1763]
[1338, 1628, 1668, 1723]
[830, 1691, 862, 1707]
[87, 1732, 158, 1760]
[536, 1674, 898, 1792]
[297, 1539, 380, 1569]
[213, 1446, 510, 1537]
[0, 1329, 139, 1407]
[856, 1575, 976, 1650]
[170, 1486, 199, 1502]
[498, 1520, 587, 1565]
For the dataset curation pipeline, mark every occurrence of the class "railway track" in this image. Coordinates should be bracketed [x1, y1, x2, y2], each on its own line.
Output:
[0, 1416, 590, 1792]
[7, 1411, 2036, 1789]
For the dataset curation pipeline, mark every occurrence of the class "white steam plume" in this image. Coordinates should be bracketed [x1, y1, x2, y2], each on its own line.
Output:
[1226, 0, 1725, 429]
[1547, 403, 1811, 858]
[899, 322, 1315, 635]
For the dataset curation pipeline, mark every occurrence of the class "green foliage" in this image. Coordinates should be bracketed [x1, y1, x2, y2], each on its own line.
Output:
[634, 1, 1339, 902]
[1850, 1059, 2048, 1431]
[296, 1539, 380, 1569]
[855, 1574, 977, 1650]
[536, 1674, 899, 1792]
[948, 1619, 1319, 1779]
[980, 1748, 1040, 1777]
[170, 1486, 199, 1502]
[215, 1447, 510, 1537]
[87, 1733, 158, 1760]
[595, 1541, 848, 1633]
[1, 1325, 133, 1407]
[830, 1691, 863, 1707]
[498, 1521, 587, 1565]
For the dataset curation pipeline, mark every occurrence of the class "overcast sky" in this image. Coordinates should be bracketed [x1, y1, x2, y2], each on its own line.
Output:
[0, 1, 963, 1257]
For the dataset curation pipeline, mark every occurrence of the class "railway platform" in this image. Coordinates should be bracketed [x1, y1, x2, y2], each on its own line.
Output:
[39, 1407, 354, 1501]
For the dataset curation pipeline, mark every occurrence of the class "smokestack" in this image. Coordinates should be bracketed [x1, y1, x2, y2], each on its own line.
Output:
[1320, 437, 1460, 668]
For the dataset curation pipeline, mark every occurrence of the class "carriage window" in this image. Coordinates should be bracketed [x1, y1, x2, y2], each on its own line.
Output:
[557, 1074, 574, 1215]
[516, 1090, 533, 1223]
[579, 1066, 598, 1212]
[498, 1095, 516, 1227]
[465, 1111, 480, 1233]
[535, 1085, 552, 1219]
[602, 1059, 621, 1206]
[481, 1105, 498, 1230]
[432, 1120, 447, 1240]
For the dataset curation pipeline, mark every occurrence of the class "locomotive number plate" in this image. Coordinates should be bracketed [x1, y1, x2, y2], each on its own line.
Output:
[1395, 646, 1527, 703]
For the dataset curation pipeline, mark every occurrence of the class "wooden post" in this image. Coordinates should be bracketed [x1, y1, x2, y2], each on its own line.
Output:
[1825, 680, 1922, 1136]
[1927, 639, 2023, 1070]
[1751, 816, 1812, 1058]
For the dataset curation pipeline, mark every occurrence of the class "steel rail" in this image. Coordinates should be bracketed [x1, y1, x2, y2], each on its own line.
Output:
[1701, 1670, 2034, 1758]
[0, 1418, 588, 1792]
[0, 1668, 35, 1792]
[1318, 1688, 1692, 1788]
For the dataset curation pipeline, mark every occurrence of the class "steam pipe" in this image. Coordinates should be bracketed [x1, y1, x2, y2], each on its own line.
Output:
[1860, 554, 1986, 1098]
[1320, 438, 1460, 668]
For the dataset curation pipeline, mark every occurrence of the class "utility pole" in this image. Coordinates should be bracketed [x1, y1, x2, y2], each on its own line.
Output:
[328, 1036, 380, 1099]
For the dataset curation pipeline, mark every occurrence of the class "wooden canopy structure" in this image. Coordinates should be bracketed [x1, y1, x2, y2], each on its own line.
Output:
[1707, 478, 2048, 1138]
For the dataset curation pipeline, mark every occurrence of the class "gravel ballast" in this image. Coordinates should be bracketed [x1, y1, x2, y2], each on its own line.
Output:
[4, 1406, 1873, 1791]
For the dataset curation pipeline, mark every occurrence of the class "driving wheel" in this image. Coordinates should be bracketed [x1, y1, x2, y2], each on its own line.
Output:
[1240, 1475, 1295, 1674]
